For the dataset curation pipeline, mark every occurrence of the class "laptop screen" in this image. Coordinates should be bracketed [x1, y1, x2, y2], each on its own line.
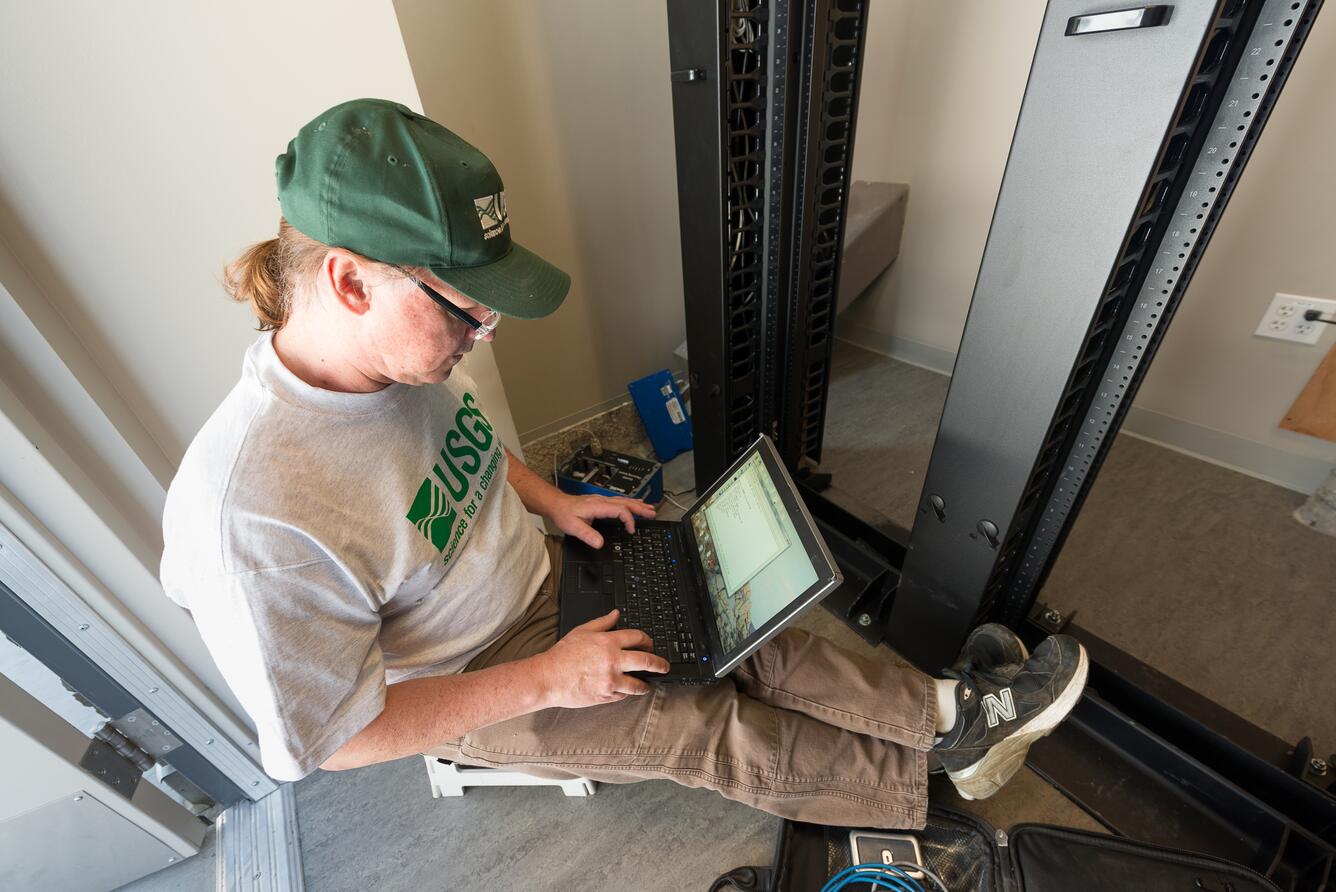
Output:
[686, 441, 827, 664]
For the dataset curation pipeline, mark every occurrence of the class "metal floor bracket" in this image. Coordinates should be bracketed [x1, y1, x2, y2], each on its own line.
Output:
[217, 784, 304, 892]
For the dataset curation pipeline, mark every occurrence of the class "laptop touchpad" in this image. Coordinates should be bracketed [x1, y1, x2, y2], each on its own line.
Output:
[570, 563, 605, 595]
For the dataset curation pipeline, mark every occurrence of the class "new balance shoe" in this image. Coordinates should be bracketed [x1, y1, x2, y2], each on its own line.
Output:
[950, 623, 1029, 676]
[933, 634, 1088, 801]
[928, 623, 1032, 776]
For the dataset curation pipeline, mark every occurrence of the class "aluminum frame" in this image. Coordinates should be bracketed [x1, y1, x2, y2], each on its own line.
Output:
[0, 521, 273, 807]
[0, 485, 304, 891]
[216, 784, 305, 892]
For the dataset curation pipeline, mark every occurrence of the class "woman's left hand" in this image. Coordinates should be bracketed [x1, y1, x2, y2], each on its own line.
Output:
[547, 493, 657, 549]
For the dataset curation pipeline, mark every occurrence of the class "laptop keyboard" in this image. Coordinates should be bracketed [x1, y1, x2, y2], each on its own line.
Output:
[609, 526, 700, 664]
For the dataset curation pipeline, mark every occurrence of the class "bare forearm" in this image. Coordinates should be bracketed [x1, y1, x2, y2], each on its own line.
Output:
[322, 655, 554, 771]
[505, 447, 562, 516]
[324, 602, 673, 771]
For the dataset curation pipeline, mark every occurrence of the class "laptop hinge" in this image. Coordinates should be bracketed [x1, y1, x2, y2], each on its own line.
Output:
[680, 519, 722, 663]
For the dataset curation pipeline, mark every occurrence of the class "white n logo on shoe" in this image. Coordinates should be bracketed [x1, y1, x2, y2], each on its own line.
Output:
[982, 688, 1016, 728]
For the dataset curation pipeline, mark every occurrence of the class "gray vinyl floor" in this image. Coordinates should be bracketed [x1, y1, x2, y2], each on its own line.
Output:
[122, 339, 1332, 891]
[820, 340, 1336, 752]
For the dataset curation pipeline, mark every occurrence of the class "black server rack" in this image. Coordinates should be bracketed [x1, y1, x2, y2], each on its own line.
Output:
[893, 0, 1328, 667]
[888, 4, 1335, 880]
[774, 0, 870, 473]
[667, 0, 1333, 885]
[667, 0, 870, 490]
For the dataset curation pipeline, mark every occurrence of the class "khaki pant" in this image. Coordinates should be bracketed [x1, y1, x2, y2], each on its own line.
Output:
[426, 536, 937, 829]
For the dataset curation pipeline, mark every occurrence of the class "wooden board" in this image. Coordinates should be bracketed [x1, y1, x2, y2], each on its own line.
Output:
[1282, 340, 1336, 443]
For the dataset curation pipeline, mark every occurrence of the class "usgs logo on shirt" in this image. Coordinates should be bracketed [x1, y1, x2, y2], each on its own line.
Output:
[406, 391, 503, 565]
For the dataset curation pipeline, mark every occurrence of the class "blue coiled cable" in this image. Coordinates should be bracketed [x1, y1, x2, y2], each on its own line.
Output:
[819, 862, 926, 892]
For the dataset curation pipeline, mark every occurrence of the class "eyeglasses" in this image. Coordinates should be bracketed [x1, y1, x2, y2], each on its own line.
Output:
[414, 279, 500, 340]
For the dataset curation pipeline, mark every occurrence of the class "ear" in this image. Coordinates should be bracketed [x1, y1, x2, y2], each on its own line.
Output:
[323, 251, 373, 316]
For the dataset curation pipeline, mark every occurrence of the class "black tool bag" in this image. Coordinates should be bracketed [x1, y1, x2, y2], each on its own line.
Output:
[716, 807, 1282, 891]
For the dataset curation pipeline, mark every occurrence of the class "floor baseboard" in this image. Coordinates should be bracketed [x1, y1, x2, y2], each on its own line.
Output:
[1120, 408, 1332, 495]
[836, 328, 956, 377]
[835, 325, 1333, 495]
[518, 392, 635, 446]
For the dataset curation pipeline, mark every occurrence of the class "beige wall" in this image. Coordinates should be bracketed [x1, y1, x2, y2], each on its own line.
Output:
[392, 0, 1334, 480]
[1133, 15, 1336, 470]
[0, 1, 524, 733]
[842, 0, 1047, 352]
[393, 0, 1047, 440]
[394, 0, 688, 438]
[0, 3, 412, 465]
[842, 1, 1336, 488]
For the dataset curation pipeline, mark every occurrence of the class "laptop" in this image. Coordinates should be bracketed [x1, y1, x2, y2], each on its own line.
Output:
[558, 434, 843, 683]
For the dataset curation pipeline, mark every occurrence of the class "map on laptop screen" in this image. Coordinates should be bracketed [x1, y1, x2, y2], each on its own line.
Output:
[689, 452, 819, 655]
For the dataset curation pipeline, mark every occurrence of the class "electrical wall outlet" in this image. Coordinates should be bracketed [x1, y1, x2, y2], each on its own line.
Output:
[1255, 293, 1336, 345]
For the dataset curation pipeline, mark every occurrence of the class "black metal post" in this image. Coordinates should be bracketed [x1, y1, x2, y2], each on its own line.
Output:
[889, 0, 1322, 669]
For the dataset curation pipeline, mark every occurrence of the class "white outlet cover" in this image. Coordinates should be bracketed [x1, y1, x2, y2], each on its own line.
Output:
[1255, 293, 1336, 345]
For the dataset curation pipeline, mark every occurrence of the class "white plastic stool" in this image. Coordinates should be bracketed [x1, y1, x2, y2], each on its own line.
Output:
[423, 756, 597, 798]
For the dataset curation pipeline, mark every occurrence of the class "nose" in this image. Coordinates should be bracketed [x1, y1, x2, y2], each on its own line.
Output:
[477, 329, 495, 343]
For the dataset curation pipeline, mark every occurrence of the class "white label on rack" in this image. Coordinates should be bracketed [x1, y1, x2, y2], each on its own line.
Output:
[666, 397, 686, 425]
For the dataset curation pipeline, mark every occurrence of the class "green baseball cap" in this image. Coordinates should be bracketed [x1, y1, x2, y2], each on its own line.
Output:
[275, 98, 570, 319]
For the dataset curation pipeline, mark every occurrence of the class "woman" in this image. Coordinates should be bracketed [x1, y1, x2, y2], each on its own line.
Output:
[161, 98, 1087, 826]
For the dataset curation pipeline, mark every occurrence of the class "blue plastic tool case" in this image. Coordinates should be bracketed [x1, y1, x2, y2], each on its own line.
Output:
[555, 446, 664, 504]
[627, 370, 693, 461]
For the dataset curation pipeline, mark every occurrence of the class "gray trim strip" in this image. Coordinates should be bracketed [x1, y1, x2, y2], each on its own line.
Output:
[517, 392, 635, 445]
[834, 331, 1333, 495]
[834, 329, 957, 376]
[0, 521, 277, 799]
[217, 784, 304, 892]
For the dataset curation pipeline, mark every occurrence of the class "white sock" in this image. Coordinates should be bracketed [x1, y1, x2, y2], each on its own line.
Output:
[934, 679, 960, 738]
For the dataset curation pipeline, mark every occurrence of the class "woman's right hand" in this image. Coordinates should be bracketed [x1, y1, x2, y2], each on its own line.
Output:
[534, 610, 671, 708]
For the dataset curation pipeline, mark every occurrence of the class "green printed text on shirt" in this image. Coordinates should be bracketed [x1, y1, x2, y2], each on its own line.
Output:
[406, 392, 501, 565]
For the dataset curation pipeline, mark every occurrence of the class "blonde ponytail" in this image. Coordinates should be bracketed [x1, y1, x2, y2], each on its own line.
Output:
[223, 219, 328, 331]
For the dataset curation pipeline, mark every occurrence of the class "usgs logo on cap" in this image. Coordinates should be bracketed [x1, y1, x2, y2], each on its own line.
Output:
[474, 192, 508, 240]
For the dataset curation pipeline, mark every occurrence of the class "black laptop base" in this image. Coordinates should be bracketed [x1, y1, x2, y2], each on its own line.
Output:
[558, 521, 717, 684]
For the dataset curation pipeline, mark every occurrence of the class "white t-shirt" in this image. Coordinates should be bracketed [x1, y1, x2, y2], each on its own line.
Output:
[160, 333, 548, 781]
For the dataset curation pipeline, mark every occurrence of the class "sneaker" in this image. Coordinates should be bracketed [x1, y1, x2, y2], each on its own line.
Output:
[933, 634, 1088, 801]
[951, 623, 1029, 675]
[928, 624, 1033, 777]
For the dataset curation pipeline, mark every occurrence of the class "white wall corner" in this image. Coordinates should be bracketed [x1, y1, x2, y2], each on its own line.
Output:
[0, 241, 254, 743]
[0, 239, 171, 533]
